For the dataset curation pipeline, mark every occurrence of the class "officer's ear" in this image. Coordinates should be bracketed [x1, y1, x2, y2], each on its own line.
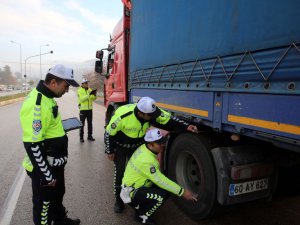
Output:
[49, 78, 57, 86]
[146, 142, 154, 150]
[137, 111, 144, 118]
[45, 78, 57, 91]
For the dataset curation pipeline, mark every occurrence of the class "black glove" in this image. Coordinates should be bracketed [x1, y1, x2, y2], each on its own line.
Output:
[90, 89, 97, 96]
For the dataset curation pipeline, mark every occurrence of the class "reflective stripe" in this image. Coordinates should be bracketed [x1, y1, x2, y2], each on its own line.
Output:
[145, 192, 164, 217]
[53, 156, 67, 166]
[41, 201, 50, 225]
[31, 145, 53, 181]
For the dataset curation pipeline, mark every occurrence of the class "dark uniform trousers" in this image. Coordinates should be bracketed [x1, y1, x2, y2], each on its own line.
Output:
[129, 187, 169, 217]
[29, 167, 66, 225]
[113, 145, 136, 203]
[79, 110, 93, 138]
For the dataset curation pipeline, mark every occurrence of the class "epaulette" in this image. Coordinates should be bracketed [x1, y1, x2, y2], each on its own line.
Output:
[120, 111, 133, 119]
[36, 93, 42, 105]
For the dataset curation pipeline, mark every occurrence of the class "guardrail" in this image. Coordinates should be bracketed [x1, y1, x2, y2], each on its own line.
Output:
[0, 92, 29, 106]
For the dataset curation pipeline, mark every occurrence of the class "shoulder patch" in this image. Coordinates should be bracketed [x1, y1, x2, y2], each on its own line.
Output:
[150, 166, 156, 174]
[111, 123, 117, 129]
[32, 120, 42, 132]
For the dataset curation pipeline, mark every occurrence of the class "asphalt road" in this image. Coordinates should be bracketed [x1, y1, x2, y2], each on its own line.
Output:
[0, 90, 299, 225]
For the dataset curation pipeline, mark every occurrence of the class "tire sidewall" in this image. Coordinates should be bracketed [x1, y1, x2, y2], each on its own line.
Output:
[168, 132, 217, 219]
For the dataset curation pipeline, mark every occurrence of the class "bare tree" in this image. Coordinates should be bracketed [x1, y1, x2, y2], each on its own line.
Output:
[82, 70, 105, 95]
[0, 65, 17, 85]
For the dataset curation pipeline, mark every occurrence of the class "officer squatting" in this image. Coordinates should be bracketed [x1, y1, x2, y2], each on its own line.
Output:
[121, 128, 198, 225]
[104, 96, 199, 218]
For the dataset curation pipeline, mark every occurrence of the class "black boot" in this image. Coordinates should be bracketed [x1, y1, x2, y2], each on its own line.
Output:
[114, 200, 124, 213]
[53, 217, 81, 225]
[87, 136, 95, 141]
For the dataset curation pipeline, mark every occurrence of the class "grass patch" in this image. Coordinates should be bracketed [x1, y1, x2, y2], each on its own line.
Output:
[0, 92, 29, 102]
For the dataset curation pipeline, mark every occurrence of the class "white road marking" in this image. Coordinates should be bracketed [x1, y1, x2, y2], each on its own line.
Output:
[0, 167, 26, 225]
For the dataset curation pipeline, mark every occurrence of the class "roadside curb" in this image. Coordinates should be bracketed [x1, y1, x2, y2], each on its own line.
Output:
[0, 97, 25, 107]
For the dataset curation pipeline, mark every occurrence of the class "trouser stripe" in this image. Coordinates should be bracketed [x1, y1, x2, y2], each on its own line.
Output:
[113, 165, 117, 197]
[145, 193, 164, 217]
[40, 201, 50, 224]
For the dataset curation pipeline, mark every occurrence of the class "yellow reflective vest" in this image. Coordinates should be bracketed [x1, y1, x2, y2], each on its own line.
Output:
[122, 144, 184, 197]
[20, 89, 65, 143]
[77, 87, 96, 110]
[105, 104, 172, 153]
[20, 81, 66, 179]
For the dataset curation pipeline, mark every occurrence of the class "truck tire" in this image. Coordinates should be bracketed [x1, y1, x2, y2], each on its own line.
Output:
[168, 132, 218, 219]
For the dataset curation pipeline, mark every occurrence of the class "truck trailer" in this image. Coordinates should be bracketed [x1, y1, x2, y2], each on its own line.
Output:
[95, 0, 300, 219]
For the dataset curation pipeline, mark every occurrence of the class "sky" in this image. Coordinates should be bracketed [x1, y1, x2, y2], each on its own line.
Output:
[0, 0, 123, 78]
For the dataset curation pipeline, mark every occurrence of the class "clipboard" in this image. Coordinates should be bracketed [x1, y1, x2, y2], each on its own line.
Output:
[62, 117, 83, 132]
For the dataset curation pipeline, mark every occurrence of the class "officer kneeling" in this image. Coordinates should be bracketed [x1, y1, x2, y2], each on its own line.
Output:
[121, 128, 198, 225]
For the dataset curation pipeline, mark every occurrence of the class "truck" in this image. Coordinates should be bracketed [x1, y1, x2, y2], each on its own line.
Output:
[95, 0, 300, 219]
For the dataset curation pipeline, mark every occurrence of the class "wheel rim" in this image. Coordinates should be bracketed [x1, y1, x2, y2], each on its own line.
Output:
[175, 151, 203, 193]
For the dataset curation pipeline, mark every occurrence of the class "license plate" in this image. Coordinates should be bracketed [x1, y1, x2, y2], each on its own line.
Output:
[229, 178, 268, 196]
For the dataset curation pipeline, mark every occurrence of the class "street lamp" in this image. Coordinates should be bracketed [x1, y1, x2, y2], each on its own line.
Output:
[10, 40, 22, 79]
[40, 44, 50, 79]
[24, 50, 54, 90]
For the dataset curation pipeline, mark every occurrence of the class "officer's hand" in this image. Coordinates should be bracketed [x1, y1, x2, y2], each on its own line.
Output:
[159, 129, 170, 137]
[44, 179, 56, 187]
[182, 189, 198, 202]
[187, 125, 198, 133]
[107, 153, 115, 161]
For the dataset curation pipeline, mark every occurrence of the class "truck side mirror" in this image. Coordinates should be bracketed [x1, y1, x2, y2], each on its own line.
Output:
[96, 50, 104, 59]
[95, 60, 103, 73]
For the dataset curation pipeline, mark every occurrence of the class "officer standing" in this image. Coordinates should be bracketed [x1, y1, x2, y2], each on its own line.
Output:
[77, 78, 97, 142]
[105, 96, 198, 213]
[121, 128, 198, 225]
[20, 64, 81, 225]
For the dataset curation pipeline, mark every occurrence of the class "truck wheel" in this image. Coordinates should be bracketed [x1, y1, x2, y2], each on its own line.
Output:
[168, 132, 218, 219]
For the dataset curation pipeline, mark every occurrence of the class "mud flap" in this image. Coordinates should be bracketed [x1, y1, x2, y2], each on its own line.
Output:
[211, 146, 278, 205]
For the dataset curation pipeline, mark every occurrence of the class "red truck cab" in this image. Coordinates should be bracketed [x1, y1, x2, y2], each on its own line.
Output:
[95, 4, 130, 123]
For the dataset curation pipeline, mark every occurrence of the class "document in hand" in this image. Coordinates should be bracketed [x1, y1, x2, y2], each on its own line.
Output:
[90, 89, 97, 95]
[62, 117, 83, 132]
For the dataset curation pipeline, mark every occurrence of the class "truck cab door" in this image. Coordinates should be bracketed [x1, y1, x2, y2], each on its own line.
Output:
[105, 52, 115, 99]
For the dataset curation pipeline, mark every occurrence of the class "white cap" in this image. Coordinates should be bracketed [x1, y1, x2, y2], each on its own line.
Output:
[144, 128, 167, 144]
[82, 78, 89, 84]
[48, 64, 79, 87]
[137, 97, 161, 118]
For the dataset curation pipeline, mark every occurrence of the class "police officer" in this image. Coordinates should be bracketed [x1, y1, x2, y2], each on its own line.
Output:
[77, 78, 97, 142]
[20, 64, 81, 225]
[105, 96, 198, 213]
[121, 128, 198, 225]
